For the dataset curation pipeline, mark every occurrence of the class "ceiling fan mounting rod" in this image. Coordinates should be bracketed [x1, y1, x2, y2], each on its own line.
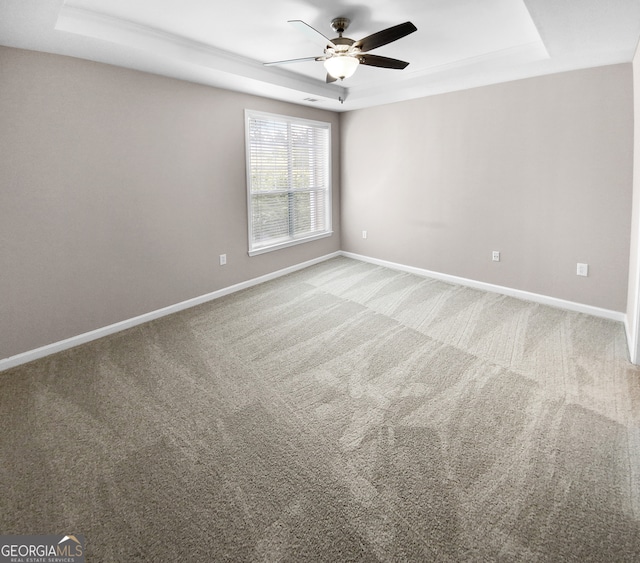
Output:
[331, 17, 350, 36]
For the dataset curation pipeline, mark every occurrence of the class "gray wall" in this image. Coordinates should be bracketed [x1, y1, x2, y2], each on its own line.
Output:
[0, 47, 341, 359]
[2, 45, 635, 361]
[341, 64, 633, 312]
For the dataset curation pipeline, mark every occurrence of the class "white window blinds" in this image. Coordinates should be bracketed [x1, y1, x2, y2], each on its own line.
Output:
[245, 110, 331, 255]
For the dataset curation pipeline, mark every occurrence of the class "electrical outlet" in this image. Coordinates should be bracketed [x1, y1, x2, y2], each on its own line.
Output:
[492, 251, 500, 262]
[362, 230, 367, 239]
[219, 254, 227, 266]
[577, 263, 588, 276]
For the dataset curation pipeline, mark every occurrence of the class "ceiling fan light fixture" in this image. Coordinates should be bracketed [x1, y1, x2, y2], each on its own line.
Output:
[324, 55, 359, 80]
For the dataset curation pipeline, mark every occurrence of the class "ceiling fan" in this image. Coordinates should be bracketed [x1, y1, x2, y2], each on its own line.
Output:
[264, 18, 417, 83]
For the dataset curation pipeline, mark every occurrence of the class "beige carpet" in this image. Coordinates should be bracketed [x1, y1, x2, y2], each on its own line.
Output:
[2, 256, 640, 561]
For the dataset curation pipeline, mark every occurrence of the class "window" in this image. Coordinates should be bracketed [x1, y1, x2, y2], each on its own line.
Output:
[245, 110, 332, 255]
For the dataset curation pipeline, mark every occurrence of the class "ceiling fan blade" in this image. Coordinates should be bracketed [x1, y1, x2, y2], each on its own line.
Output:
[359, 54, 410, 70]
[355, 21, 417, 53]
[289, 20, 337, 49]
[264, 56, 319, 66]
[326, 73, 338, 83]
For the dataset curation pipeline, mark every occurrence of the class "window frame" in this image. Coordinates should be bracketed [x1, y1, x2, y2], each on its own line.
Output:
[245, 109, 332, 256]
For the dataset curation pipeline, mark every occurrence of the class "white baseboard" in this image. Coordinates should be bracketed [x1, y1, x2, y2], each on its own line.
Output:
[340, 251, 626, 324]
[625, 317, 637, 364]
[0, 251, 341, 372]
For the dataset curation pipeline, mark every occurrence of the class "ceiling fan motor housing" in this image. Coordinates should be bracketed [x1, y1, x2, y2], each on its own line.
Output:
[327, 37, 357, 55]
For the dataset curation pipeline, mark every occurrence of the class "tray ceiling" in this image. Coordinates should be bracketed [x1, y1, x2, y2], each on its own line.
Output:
[1, 0, 639, 111]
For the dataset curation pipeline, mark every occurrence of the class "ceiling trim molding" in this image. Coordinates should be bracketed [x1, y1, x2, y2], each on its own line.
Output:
[56, 4, 346, 104]
[345, 39, 550, 105]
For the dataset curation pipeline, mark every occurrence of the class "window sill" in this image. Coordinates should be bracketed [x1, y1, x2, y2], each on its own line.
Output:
[248, 231, 333, 256]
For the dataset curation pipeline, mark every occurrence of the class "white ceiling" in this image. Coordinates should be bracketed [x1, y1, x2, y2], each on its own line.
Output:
[1, 0, 640, 112]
